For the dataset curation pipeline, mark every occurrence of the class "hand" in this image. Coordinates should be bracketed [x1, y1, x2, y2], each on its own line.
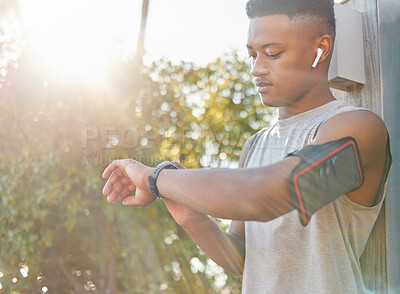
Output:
[162, 161, 209, 229]
[102, 159, 155, 206]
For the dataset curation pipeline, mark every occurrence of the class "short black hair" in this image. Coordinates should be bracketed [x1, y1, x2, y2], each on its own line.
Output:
[246, 0, 336, 39]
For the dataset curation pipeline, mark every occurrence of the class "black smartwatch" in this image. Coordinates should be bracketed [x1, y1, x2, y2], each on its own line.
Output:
[148, 161, 179, 199]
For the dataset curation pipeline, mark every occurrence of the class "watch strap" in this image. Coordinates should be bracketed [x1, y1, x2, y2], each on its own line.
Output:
[148, 161, 178, 199]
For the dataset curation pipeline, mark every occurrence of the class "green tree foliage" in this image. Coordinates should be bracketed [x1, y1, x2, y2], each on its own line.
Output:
[0, 47, 274, 293]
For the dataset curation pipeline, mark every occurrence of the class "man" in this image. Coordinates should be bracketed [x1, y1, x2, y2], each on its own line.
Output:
[102, 0, 392, 292]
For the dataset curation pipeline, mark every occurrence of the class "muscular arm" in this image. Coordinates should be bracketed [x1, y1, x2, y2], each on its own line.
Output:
[178, 136, 252, 276]
[156, 152, 299, 221]
[155, 111, 387, 220]
[311, 110, 388, 207]
[103, 110, 388, 228]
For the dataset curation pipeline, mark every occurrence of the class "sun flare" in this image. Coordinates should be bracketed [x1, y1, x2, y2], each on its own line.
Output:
[21, 0, 141, 82]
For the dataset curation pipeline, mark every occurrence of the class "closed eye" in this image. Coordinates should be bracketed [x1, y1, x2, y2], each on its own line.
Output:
[266, 52, 282, 58]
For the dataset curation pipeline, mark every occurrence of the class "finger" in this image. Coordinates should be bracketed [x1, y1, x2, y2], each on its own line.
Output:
[102, 159, 125, 179]
[111, 176, 132, 194]
[102, 169, 125, 195]
[107, 178, 134, 201]
[108, 184, 136, 203]
[102, 169, 122, 195]
[122, 189, 155, 206]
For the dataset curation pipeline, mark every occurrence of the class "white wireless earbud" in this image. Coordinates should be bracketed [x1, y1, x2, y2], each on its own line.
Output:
[312, 48, 324, 68]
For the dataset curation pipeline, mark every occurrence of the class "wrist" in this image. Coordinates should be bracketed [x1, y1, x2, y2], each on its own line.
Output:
[143, 167, 155, 193]
[148, 161, 179, 199]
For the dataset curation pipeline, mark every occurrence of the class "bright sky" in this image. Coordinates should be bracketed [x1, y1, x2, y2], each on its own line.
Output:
[145, 0, 250, 64]
[14, 0, 346, 81]
[18, 0, 250, 81]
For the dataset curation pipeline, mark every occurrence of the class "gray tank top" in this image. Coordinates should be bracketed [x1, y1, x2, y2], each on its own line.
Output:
[242, 100, 387, 294]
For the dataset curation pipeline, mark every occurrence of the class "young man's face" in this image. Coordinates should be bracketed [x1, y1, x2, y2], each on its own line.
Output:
[247, 14, 321, 107]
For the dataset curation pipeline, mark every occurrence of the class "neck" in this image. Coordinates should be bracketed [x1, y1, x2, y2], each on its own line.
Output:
[278, 81, 336, 120]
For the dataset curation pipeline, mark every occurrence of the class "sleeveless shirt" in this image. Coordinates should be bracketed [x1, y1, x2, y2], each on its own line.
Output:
[241, 100, 389, 294]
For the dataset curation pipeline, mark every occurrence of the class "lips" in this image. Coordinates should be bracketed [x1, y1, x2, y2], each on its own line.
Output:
[256, 81, 273, 93]
[256, 82, 272, 87]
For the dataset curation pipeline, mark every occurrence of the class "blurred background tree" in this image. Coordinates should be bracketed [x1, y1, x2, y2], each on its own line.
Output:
[0, 1, 275, 293]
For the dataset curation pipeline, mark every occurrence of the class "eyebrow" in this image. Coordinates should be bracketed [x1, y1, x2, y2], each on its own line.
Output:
[246, 42, 282, 50]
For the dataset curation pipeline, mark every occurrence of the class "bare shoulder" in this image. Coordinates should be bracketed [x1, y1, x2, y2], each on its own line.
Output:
[313, 110, 388, 166]
[313, 110, 389, 207]
[313, 110, 387, 145]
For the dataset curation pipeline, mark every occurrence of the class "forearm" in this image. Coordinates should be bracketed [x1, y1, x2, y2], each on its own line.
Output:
[157, 157, 299, 221]
[182, 216, 245, 276]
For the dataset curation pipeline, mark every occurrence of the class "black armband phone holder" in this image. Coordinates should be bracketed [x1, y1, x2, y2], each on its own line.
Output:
[286, 137, 364, 226]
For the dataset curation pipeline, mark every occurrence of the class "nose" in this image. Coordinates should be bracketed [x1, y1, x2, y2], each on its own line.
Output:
[251, 56, 269, 78]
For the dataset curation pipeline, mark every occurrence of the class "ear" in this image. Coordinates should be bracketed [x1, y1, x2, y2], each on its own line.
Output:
[315, 35, 334, 65]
